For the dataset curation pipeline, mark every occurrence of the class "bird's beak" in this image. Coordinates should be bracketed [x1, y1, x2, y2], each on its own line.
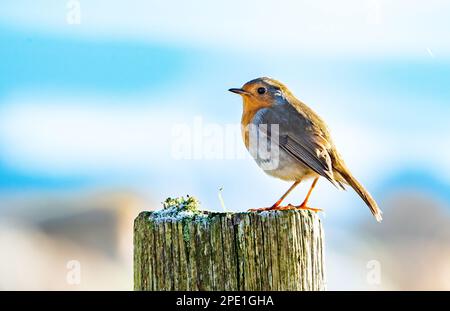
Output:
[228, 88, 250, 96]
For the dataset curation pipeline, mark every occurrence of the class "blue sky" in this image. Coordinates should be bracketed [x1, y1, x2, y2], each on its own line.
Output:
[1, 1, 450, 226]
[0, 25, 188, 97]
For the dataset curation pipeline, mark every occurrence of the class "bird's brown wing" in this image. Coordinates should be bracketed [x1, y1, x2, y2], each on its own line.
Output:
[255, 103, 340, 187]
[281, 131, 338, 185]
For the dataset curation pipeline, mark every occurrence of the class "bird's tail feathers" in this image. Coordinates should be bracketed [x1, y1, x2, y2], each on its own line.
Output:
[338, 169, 382, 222]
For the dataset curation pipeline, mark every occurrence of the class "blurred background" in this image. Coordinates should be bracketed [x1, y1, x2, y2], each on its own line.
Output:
[1, 0, 450, 290]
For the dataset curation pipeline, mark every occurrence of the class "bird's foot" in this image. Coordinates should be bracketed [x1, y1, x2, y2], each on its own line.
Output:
[248, 206, 277, 212]
[248, 204, 289, 212]
[249, 204, 320, 212]
[286, 203, 323, 213]
[248, 203, 323, 213]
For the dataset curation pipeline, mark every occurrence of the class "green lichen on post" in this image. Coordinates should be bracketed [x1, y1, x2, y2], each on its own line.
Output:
[156, 196, 207, 245]
[155, 196, 205, 220]
[134, 196, 326, 291]
[182, 219, 191, 244]
[162, 196, 199, 213]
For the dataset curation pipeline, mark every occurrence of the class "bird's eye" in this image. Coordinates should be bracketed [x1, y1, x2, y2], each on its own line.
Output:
[257, 87, 266, 95]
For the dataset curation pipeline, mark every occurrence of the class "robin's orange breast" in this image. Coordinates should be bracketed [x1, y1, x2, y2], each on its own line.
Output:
[240, 97, 273, 148]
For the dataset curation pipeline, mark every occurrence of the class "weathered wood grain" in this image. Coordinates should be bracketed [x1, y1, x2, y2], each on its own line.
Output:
[134, 198, 325, 291]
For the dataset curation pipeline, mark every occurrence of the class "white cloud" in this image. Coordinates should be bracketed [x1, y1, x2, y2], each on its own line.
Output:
[2, 0, 450, 56]
[0, 95, 186, 174]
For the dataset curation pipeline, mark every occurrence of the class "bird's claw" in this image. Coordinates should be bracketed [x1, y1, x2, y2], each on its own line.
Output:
[286, 204, 323, 212]
[248, 204, 322, 213]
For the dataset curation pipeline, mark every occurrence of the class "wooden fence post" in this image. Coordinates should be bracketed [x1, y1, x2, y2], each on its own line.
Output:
[134, 196, 325, 291]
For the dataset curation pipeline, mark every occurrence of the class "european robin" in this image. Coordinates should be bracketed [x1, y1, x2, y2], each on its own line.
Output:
[229, 77, 382, 222]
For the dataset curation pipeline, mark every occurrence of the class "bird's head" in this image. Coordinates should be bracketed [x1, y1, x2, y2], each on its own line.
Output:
[229, 77, 290, 110]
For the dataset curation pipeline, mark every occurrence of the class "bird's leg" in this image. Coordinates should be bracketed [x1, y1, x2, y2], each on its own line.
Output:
[248, 180, 301, 212]
[272, 180, 301, 208]
[289, 177, 322, 212]
[300, 177, 319, 207]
